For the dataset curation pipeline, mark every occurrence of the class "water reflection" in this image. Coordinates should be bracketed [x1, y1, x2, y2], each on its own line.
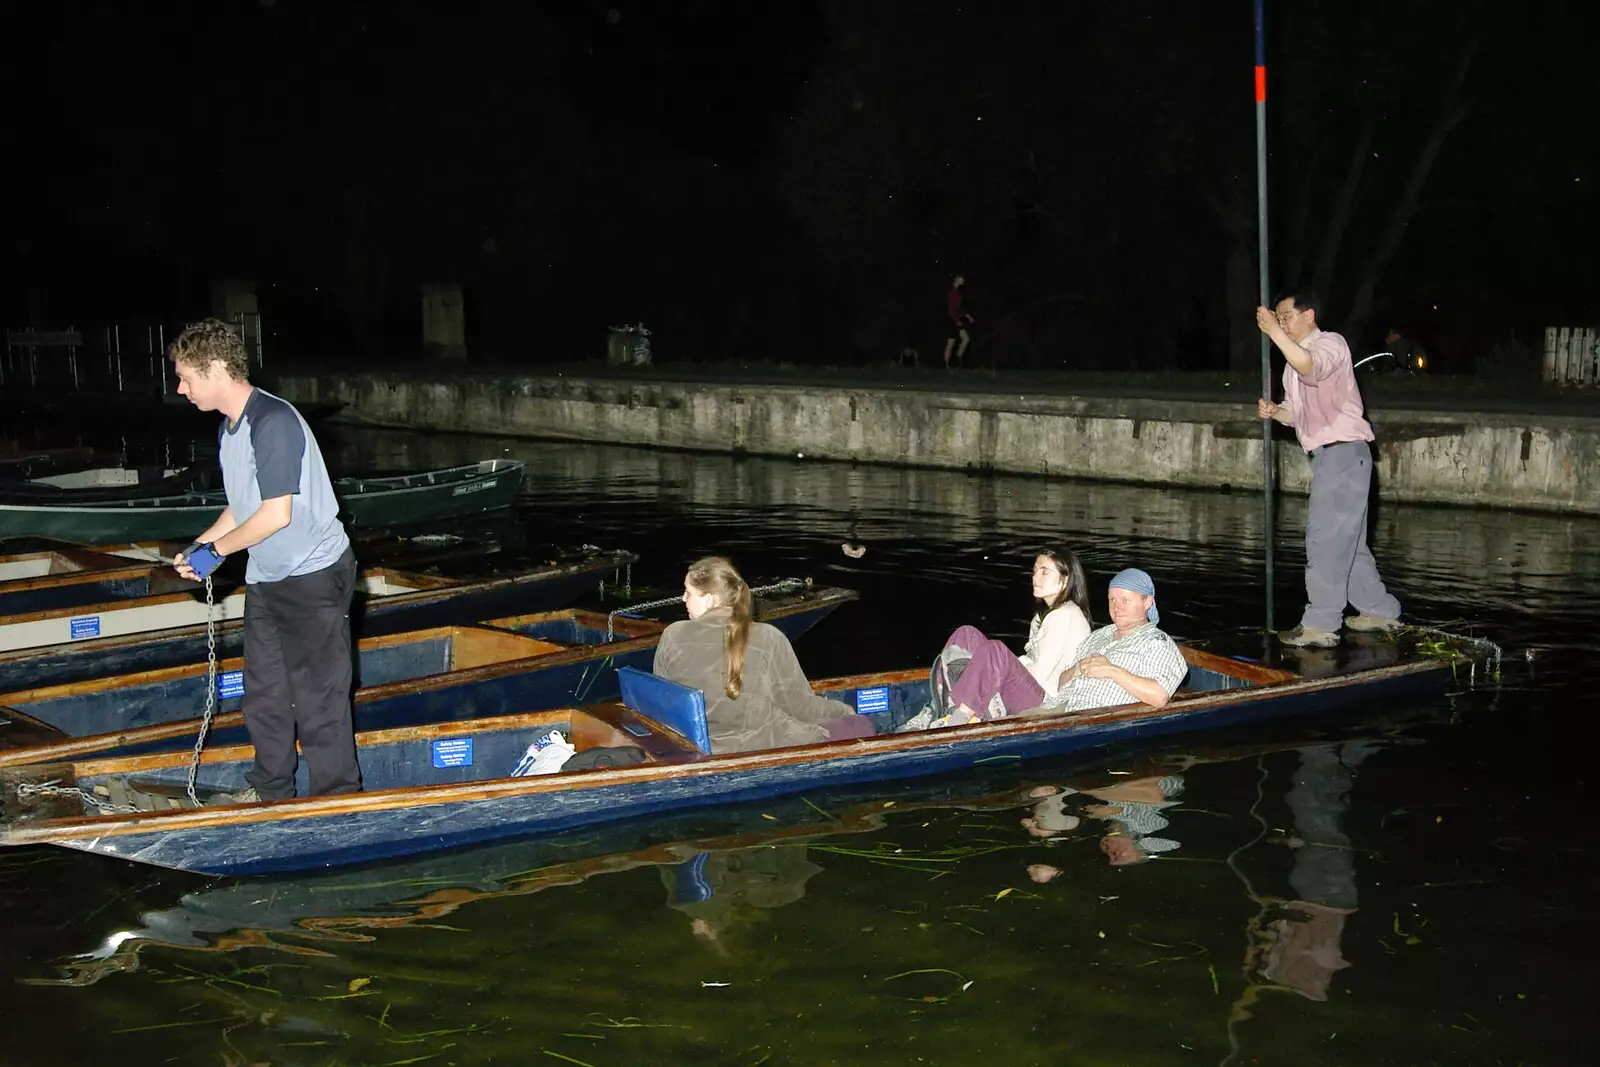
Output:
[1245, 742, 1374, 1003]
[665, 847, 825, 954]
[1020, 774, 1187, 865]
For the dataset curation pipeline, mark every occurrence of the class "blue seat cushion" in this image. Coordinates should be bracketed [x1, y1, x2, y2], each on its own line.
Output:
[617, 667, 711, 754]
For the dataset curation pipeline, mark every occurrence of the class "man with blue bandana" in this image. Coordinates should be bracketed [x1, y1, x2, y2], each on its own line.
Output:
[1043, 568, 1188, 714]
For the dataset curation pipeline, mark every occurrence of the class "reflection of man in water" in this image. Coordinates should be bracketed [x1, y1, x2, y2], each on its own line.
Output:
[661, 845, 823, 952]
[1086, 775, 1185, 866]
[1251, 741, 1374, 1000]
[1020, 775, 1185, 865]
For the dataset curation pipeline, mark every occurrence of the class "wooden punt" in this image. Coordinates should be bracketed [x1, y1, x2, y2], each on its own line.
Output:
[0, 584, 858, 765]
[0, 547, 638, 678]
[0, 627, 1497, 875]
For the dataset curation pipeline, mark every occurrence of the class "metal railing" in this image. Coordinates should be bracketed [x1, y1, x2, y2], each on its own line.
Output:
[1543, 327, 1598, 387]
[3, 314, 263, 393]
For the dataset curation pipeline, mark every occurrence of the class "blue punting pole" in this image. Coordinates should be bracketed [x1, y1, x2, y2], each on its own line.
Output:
[1255, 0, 1275, 633]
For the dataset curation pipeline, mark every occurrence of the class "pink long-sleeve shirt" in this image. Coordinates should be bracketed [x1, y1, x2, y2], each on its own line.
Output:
[1281, 328, 1374, 452]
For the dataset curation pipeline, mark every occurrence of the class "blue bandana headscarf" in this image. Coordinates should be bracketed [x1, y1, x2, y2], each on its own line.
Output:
[1109, 568, 1159, 624]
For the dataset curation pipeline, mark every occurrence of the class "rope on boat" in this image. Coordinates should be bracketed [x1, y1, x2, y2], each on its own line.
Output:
[605, 577, 809, 642]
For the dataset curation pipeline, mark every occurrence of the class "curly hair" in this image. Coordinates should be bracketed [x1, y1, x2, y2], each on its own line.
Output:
[168, 318, 251, 381]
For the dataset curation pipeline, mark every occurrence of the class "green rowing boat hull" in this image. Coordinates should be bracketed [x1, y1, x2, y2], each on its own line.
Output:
[0, 460, 524, 542]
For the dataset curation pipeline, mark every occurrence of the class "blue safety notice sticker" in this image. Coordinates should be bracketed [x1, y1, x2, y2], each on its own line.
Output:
[855, 686, 890, 714]
[217, 670, 244, 700]
[70, 616, 101, 640]
[432, 738, 474, 768]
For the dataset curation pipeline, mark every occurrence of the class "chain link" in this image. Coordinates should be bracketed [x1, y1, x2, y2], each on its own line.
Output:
[185, 576, 219, 806]
[605, 578, 807, 641]
[14, 780, 138, 815]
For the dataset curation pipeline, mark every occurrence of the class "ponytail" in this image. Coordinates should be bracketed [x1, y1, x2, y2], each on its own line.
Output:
[724, 579, 752, 699]
[685, 556, 754, 699]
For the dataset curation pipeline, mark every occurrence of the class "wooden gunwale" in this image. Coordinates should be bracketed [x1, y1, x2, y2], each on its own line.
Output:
[0, 591, 853, 766]
[0, 649, 1444, 847]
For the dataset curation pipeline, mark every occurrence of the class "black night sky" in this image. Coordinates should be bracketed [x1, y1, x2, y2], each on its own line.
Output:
[6, 0, 1596, 373]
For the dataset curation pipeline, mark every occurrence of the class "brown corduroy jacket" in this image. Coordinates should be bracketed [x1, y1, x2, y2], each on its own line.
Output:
[652, 608, 851, 754]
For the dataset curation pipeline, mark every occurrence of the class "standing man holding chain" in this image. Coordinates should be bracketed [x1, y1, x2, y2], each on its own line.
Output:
[170, 318, 361, 802]
[1256, 290, 1402, 649]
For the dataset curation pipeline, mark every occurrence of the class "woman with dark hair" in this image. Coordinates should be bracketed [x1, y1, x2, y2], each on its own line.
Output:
[654, 556, 876, 754]
[922, 550, 1093, 727]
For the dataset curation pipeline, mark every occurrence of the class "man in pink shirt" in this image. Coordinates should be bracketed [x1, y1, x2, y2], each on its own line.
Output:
[1256, 290, 1402, 648]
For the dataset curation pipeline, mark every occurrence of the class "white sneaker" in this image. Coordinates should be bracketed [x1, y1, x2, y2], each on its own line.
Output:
[897, 706, 936, 733]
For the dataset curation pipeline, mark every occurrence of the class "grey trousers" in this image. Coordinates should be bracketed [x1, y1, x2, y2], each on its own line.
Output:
[1300, 441, 1401, 633]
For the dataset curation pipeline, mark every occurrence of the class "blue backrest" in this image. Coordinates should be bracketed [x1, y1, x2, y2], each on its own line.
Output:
[616, 667, 711, 754]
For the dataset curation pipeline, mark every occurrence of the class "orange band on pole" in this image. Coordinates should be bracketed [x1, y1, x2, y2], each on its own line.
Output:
[1255, 66, 1266, 103]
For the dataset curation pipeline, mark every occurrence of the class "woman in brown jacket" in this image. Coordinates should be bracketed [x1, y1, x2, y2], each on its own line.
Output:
[653, 557, 876, 754]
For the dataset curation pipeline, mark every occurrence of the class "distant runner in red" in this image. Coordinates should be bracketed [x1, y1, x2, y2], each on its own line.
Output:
[944, 273, 974, 369]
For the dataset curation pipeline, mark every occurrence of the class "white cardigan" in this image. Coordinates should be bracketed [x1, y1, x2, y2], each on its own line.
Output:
[1017, 604, 1091, 697]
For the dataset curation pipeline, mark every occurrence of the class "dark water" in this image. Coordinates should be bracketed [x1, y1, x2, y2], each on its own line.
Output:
[2, 426, 1596, 1066]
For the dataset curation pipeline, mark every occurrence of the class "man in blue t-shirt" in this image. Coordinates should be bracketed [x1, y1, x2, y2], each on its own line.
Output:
[170, 318, 361, 802]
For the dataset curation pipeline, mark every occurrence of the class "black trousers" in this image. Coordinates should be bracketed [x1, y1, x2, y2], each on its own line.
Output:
[242, 547, 362, 799]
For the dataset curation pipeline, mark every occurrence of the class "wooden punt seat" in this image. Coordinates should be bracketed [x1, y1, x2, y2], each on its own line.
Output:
[99, 777, 212, 811]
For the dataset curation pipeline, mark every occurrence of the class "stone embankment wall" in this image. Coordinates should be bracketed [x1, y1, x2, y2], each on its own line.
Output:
[272, 373, 1600, 515]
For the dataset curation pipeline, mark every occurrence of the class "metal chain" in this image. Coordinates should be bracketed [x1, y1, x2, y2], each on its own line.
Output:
[184, 576, 219, 806]
[10, 574, 218, 814]
[605, 578, 807, 641]
[14, 780, 138, 815]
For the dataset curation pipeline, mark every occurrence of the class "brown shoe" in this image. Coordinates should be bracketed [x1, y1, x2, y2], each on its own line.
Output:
[1277, 626, 1340, 649]
[1344, 615, 1402, 633]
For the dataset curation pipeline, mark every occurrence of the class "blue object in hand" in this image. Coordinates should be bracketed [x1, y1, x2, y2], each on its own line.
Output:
[185, 542, 225, 579]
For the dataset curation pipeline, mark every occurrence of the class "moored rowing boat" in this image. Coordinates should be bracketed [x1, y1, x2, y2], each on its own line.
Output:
[0, 459, 525, 541]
